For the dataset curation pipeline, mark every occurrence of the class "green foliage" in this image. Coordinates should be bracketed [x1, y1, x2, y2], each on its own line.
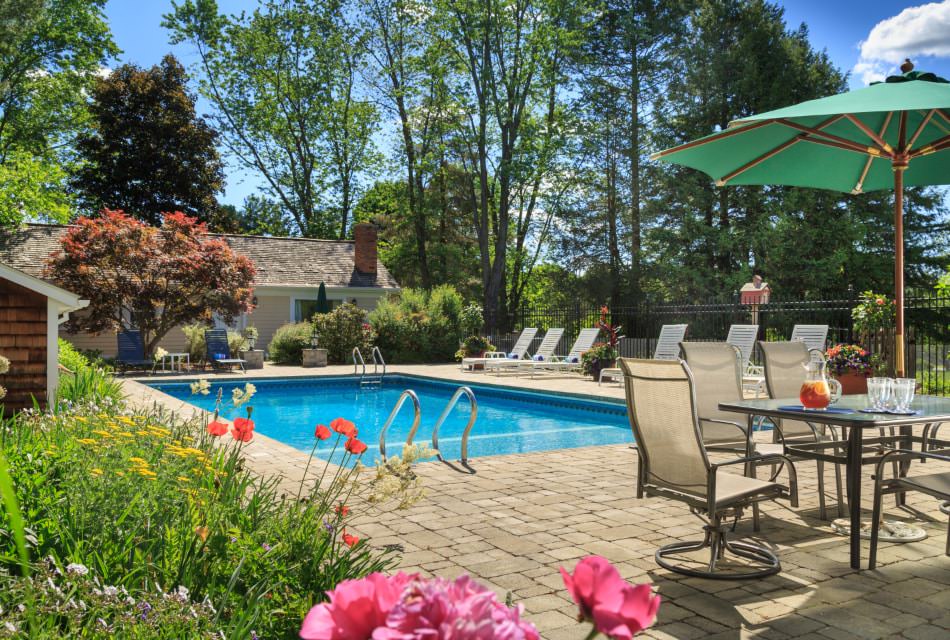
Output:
[312, 303, 375, 364]
[455, 335, 495, 361]
[56, 338, 123, 406]
[267, 322, 313, 365]
[580, 343, 617, 377]
[460, 303, 484, 337]
[72, 55, 224, 227]
[0, 404, 399, 637]
[57, 339, 89, 373]
[851, 291, 897, 336]
[0, 150, 73, 229]
[182, 324, 247, 363]
[368, 286, 465, 363]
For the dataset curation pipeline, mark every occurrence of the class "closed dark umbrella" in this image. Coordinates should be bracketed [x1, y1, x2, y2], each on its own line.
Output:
[316, 281, 330, 314]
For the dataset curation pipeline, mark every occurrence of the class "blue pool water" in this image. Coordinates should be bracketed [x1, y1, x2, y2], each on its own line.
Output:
[148, 375, 632, 464]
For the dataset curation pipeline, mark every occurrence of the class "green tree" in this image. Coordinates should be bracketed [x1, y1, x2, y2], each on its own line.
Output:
[0, 150, 73, 227]
[164, 0, 379, 238]
[71, 55, 224, 227]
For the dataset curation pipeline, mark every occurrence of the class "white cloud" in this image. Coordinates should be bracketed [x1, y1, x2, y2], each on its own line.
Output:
[853, 1, 950, 84]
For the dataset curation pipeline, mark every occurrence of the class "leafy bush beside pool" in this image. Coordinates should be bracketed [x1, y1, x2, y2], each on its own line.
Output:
[267, 322, 313, 365]
[369, 286, 465, 363]
[0, 404, 398, 637]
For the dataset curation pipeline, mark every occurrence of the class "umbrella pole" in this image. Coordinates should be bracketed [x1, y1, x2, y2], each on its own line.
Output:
[893, 166, 905, 377]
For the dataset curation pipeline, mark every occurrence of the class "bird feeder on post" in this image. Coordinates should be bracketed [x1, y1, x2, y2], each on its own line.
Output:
[740, 275, 771, 327]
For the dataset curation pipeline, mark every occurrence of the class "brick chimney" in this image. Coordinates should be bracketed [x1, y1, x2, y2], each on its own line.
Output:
[353, 223, 377, 275]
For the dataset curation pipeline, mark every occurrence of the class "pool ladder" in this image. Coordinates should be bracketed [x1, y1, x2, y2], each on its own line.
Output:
[353, 346, 386, 387]
[378, 386, 478, 467]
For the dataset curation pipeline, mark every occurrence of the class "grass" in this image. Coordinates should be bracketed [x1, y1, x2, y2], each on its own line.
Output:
[0, 399, 412, 638]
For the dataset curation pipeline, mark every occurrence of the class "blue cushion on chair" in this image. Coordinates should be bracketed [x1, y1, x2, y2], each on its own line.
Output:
[568, 355, 579, 363]
[533, 354, 544, 361]
[214, 353, 227, 360]
[508, 352, 519, 359]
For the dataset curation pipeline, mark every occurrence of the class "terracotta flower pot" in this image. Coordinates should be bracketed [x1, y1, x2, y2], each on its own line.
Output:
[835, 371, 869, 395]
[589, 358, 616, 381]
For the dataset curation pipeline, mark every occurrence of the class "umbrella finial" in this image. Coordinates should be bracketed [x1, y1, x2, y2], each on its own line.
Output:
[900, 58, 914, 73]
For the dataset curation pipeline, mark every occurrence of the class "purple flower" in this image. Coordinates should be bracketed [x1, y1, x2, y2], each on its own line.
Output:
[261, 542, 272, 552]
[137, 601, 152, 620]
[324, 519, 335, 533]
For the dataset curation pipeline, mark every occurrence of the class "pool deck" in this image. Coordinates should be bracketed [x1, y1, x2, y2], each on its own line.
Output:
[124, 363, 950, 639]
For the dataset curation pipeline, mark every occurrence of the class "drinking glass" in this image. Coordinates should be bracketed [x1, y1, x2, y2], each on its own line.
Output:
[892, 378, 916, 413]
[867, 377, 891, 411]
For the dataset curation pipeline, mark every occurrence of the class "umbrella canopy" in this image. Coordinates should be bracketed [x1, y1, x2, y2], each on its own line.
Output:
[651, 66, 950, 375]
[315, 281, 331, 314]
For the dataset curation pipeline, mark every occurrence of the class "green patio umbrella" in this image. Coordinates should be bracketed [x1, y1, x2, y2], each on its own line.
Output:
[651, 63, 950, 375]
[315, 281, 331, 314]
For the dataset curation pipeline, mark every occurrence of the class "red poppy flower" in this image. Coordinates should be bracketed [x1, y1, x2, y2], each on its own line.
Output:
[330, 417, 357, 438]
[345, 437, 367, 455]
[231, 417, 255, 442]
[336, 503, 350, 517]
[207, 419, 228, 437]
[342, 532, 359, 547]
[314, 424, 331, 440]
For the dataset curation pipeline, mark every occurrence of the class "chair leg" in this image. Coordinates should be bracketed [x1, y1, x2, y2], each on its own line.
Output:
[869, 482, 885, 570]
[654, 513, 780, 579]
[832, 444, 845, 518]
[816, 460, 827, 521]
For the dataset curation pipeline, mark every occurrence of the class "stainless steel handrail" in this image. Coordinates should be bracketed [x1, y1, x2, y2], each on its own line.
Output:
[431, 386, 478, 464]
[378, 389, 421, 459]
[371, 346, 387, 379]
[352, 347, 366, 376]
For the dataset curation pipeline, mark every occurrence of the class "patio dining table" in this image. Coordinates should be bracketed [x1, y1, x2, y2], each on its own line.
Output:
[719, 394, 950, 570]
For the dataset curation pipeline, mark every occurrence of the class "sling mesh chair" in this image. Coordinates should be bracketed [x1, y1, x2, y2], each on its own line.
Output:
[205, 329, 247, 372]
[620, 357, 797, 579]
[759, 340, 844, 520]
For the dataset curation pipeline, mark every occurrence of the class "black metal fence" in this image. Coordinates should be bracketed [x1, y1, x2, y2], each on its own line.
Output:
[488, 291, 950, 394]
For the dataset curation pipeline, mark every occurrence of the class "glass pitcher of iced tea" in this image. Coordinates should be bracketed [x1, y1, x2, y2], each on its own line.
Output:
[799, 359, 842, 410]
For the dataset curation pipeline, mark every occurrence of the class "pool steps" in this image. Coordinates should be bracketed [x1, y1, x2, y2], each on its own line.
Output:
[377, 385, 478, 467]
[353, 346, 387, 387]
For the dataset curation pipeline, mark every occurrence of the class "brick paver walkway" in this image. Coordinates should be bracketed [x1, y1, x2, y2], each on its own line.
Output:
[125, 366, 950, 639]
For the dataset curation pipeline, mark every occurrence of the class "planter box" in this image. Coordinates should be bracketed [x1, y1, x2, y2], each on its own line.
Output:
[240, 350, 264, 370]
[835, 371, 869, 395]
[302, 348, 328, 368]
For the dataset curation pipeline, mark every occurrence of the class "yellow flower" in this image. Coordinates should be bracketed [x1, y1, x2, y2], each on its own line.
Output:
[129, 457, 148, 465]
[136, 468, 157, 478]
[117, 431, 134, 438]
[74, 416, 88, 424]
[91, 430, 112, 437]
[91, 468, 103, 476]
[76, 438, 97, 445]
[177, 476, 190, 483]
[116, 471, 125, 477]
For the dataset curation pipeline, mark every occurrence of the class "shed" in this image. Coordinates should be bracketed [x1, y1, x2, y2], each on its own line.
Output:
[0, 262, 88, 410]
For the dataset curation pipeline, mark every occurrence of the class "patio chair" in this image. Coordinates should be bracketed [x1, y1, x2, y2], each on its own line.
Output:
[619, 357, 797, 578]
[653, 324, 688, 360]
[205, 329, 247, 372]
[870, 449, 950, 569]
[487, 328, 564, 374]
[791, 324, 829, 360]
[461, 327, 537, 371]
[116, 330, 155, 374]
[726, 324, 764, 395]
[527, 327, 601, 376]
[759, 340, 843, 520]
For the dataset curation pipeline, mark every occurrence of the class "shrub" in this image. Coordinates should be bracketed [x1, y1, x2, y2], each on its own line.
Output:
[267, 322, 312, 364]
[0, 401, 411, 637]
[455, 335, 495, 360]
[182, 323, 247, 363]
[56, 338, 123, 407]
[57, 339, 90, 372]
[460, 303, 484, 337]
[368, 287, 465, 363]
[312, 303, 375, 364]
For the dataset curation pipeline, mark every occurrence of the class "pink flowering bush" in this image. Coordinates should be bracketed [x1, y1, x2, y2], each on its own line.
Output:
[300, 556, 658, 640]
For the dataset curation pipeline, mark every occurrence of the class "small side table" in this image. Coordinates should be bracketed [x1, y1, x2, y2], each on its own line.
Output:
[241, 350, 264, 370]
[160, 352, 190, 372]
[302, 348, 328, 367]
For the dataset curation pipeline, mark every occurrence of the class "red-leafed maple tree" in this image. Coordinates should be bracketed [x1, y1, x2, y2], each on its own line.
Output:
[46, 209, 256, 355]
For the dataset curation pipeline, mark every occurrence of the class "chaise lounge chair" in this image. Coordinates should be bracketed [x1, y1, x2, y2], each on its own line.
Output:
[599, 324, 688, 384]
[726, 324, 764, 395]
[115, 330, 156, 374]
[487, 328, 564, 375]
[526, 327, 601, 377]
[205, 329, 247, 373]
[461, 327, 537, 371]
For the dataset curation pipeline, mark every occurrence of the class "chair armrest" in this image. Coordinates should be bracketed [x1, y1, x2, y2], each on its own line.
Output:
[708, 453, 799, 511]
[700, 418, 750, 445]
[874, 448, 950, 479]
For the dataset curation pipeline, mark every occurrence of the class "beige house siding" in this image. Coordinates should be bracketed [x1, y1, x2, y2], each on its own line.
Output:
[58, 286, 394, 359]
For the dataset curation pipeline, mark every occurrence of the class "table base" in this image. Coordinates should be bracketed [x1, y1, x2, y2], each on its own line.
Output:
[830, 518, 927, 543]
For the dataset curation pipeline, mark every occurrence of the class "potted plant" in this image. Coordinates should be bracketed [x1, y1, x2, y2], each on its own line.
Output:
[242, 325, 259, 351]
[455, 335, 495, 369]
[824, 344, 872, 394]
[581, 342, 619, 380]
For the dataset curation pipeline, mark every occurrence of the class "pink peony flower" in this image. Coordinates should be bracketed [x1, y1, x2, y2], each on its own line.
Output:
[561, 556, 660, 640]
[300, 573, 415, 640]
[373, 574, 539, 640]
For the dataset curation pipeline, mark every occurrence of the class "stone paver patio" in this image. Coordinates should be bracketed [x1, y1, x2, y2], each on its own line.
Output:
[125, 364, 950, 639]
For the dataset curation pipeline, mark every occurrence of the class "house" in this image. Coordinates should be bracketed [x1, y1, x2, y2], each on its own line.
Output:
[0, 223, 399, 358]
[0, 262, 88, 409]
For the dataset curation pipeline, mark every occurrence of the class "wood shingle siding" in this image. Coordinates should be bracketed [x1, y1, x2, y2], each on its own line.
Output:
[0, 279, 48, 410]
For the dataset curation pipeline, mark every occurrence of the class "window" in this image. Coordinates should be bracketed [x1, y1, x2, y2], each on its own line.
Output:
[293, 298, 335, 322]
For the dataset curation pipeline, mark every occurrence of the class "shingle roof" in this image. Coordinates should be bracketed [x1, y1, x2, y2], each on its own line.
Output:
[0, 224, 399, 290]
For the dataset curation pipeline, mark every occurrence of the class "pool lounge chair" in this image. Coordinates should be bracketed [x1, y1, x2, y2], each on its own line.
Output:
[527, 327, 601, 377]
[205, 329, 247, 372]
[599, 323, 689, 384]
[487, 328, 564, 374]
[726, 324, 764, 395]
[461, 327, 537, 371]
[116, 330, 156, 374]
[791, 324, 829, 361]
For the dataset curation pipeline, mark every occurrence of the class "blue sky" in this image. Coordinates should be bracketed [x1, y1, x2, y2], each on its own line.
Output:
[103, 0, 950, 207]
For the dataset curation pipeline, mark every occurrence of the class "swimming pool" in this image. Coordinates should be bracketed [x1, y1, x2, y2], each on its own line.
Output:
[147, 375, 632, 464]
